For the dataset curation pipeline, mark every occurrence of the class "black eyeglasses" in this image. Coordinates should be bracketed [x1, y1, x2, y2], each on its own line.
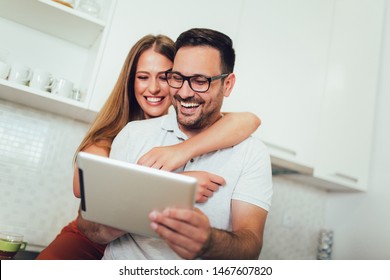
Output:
[165, 70, 229, 93]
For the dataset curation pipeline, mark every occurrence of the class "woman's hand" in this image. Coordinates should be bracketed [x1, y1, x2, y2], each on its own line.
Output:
[180, 171, 225, 203]
[137, 145, 191, 171]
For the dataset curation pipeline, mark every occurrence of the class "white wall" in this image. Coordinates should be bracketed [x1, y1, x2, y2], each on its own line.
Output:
[324, 0, 390, 260]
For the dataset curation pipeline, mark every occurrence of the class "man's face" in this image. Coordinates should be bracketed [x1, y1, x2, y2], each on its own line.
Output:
[170, 46, 230, 135]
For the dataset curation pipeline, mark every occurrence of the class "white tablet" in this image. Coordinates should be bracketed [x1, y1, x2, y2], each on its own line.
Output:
[76, 152, 197, 238]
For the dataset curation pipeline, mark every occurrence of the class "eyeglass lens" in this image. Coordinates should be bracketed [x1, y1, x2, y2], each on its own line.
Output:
[166, 72, 210, 92]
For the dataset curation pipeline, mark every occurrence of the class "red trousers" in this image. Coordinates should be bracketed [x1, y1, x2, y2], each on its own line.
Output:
[36, 217, 106, 260]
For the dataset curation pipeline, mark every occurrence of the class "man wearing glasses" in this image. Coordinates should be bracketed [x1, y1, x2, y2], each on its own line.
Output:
[94, 28, 272, 259]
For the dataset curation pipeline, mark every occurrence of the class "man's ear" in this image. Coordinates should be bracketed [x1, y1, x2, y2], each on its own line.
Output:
[223, 73, 236, 97]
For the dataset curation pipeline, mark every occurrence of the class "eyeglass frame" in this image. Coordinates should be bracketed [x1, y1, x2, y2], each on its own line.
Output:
[165, 70, 229, 93]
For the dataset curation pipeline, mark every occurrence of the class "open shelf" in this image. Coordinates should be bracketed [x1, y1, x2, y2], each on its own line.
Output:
[0, 79, 97, 123]
[0, 0, 105, 48]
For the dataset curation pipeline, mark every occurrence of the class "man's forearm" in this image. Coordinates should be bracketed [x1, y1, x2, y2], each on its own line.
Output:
[78, 214, 125, 244]
[200, 228, 262, 260]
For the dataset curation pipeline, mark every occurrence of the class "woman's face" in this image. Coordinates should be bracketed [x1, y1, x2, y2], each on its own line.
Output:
[135, 48, 173, 119]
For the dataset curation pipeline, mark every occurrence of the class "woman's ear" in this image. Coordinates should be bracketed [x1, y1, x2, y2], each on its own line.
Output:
[223, 73, 236, 98]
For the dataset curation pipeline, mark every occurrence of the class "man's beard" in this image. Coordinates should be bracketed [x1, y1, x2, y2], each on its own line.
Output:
[176, 107, 213, 130]
[173, 95, 207, 129]
[172, 91, 223, 130]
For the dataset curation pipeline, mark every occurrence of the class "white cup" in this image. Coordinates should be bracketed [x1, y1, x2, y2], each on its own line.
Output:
[0, 61, 10, 79]
[71, 88, 83, 101]
[50, 78, 74, 98]
[29, 69, 53, 91]
[8, 63, 33, 85]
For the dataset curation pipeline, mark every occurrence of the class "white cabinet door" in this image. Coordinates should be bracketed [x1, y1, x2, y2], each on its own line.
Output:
[314, 0, 384, 191]
[89, 0, 244, 111]
[223, 0, 335, 170]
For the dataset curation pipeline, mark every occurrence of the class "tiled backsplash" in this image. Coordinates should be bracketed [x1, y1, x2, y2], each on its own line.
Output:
[0, 100, 89, 250]
[261, 176, 327, 259]
[0, 100, 328, 258]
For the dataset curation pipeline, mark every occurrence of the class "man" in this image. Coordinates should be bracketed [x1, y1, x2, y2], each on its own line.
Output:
[83, 28, 273, 259]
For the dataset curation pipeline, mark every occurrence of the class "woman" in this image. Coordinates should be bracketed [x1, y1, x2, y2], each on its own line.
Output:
[36, 34, 260, 259]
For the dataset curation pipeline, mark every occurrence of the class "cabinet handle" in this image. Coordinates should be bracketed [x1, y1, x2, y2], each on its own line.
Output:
[333, 172, 359, 183]
[263, 141, 297, 156]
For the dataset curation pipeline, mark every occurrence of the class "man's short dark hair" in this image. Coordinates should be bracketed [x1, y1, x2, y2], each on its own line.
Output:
[175, 28, 235, 74]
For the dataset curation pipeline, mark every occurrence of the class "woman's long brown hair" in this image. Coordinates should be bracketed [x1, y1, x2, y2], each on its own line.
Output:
[73, 34, 175, 162]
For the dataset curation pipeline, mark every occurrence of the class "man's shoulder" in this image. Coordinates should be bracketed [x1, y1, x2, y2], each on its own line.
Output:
[111, 115, 169, 160]
[118, 115, 168, 138]
[124, 115, 167, 130]
[238, 135, 268, 151]
[114, 115, 167, 144]
[231, 135, 270, 164]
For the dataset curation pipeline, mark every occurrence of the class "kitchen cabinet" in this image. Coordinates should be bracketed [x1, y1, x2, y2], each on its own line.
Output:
[223, 0, 335, 172]
[313, 0, 384, 191]
[223, 0, 383, 191]
[0, 0, 117, 122]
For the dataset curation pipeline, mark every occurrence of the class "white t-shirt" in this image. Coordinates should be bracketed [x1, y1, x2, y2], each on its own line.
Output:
[103, 112, 273, 259]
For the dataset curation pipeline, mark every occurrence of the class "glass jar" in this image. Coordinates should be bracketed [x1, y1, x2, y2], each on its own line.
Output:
[78, 0, 101, 18]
